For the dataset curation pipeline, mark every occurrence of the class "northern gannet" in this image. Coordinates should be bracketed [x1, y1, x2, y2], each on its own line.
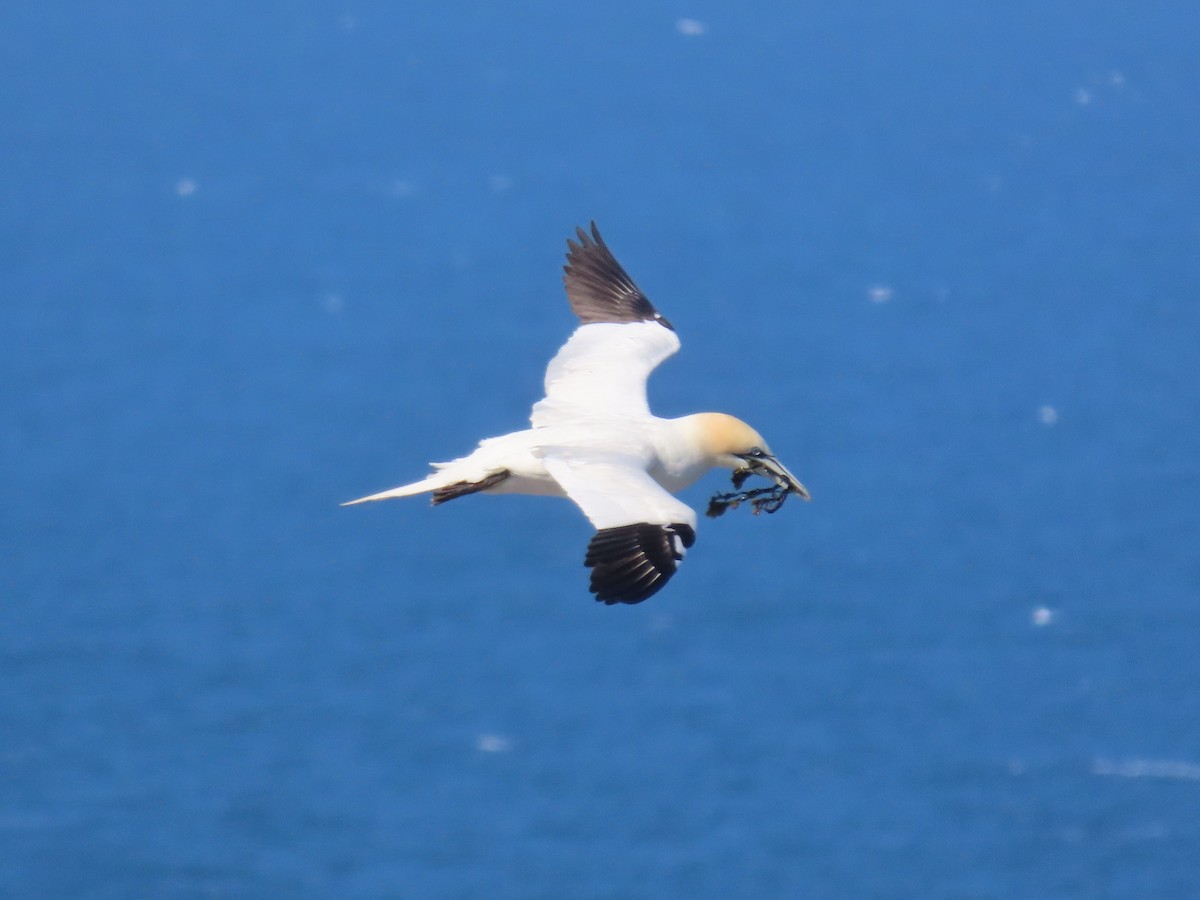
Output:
[345, 223, 810, 604]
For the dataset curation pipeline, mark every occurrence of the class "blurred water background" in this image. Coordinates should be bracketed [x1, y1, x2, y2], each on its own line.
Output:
[2, 3, 1199, 897]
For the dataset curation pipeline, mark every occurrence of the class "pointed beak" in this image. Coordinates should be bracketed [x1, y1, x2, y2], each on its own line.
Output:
[744, 454, 811, 501]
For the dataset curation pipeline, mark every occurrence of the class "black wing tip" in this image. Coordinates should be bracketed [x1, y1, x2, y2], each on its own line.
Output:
[565, 220, 603, 249]
[584, 522, 696, 605]
[561, 221, 608, 279]
[561, 221, 673, 329]
[572, 220, 602, 246]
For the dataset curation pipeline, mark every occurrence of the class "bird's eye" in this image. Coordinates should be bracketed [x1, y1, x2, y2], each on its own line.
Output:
[749, 447, 765, 458]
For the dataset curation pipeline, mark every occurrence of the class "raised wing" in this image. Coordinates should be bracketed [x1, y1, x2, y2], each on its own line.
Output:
[543, 454, 697, 604]
[532, 223, 681, 428]
[530, 321, 680, 427]
[563, 222, 673, 328]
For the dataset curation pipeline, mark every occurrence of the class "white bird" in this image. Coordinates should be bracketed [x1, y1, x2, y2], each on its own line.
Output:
[344, 222, 810, 604]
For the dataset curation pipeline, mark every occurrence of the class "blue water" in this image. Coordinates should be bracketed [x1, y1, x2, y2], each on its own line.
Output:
[3, 3, 1199, 897]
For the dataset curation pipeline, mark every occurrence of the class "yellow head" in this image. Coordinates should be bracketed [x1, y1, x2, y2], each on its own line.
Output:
[691, 413, 811, 499]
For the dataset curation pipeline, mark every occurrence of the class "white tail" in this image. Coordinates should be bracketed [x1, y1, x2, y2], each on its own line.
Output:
[340, 475, 444, 507]
[343, 431, 538, 508]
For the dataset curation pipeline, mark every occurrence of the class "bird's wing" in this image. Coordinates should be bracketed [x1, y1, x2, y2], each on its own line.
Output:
[531, 223, 680, 427]
[531, 322, 679, 426]
[561, 222, 674, 328]
[543, 453, 697, 605]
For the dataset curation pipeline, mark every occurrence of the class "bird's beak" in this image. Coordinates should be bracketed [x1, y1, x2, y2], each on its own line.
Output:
[742, 454, 812, 500]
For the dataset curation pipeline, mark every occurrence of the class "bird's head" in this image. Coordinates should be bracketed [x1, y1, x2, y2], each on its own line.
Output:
[694, 413, 811, 500]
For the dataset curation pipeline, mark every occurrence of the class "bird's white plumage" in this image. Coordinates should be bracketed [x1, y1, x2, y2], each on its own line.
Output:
[531, 321, 680, 428]
[541, 452, 696, 531]
[343, 222, 808, 604]
[529, 320, 693, 532]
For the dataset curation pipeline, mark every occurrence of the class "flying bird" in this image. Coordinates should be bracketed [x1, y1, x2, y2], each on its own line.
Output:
[344, 223, 810, 604]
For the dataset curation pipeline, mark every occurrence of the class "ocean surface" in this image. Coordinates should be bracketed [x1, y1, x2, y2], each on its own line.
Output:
[3, 3, 1199, 897]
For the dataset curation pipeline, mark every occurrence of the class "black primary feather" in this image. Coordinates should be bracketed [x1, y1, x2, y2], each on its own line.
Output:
[562, 222, 673, 329]
[584, 522, 695, 604]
